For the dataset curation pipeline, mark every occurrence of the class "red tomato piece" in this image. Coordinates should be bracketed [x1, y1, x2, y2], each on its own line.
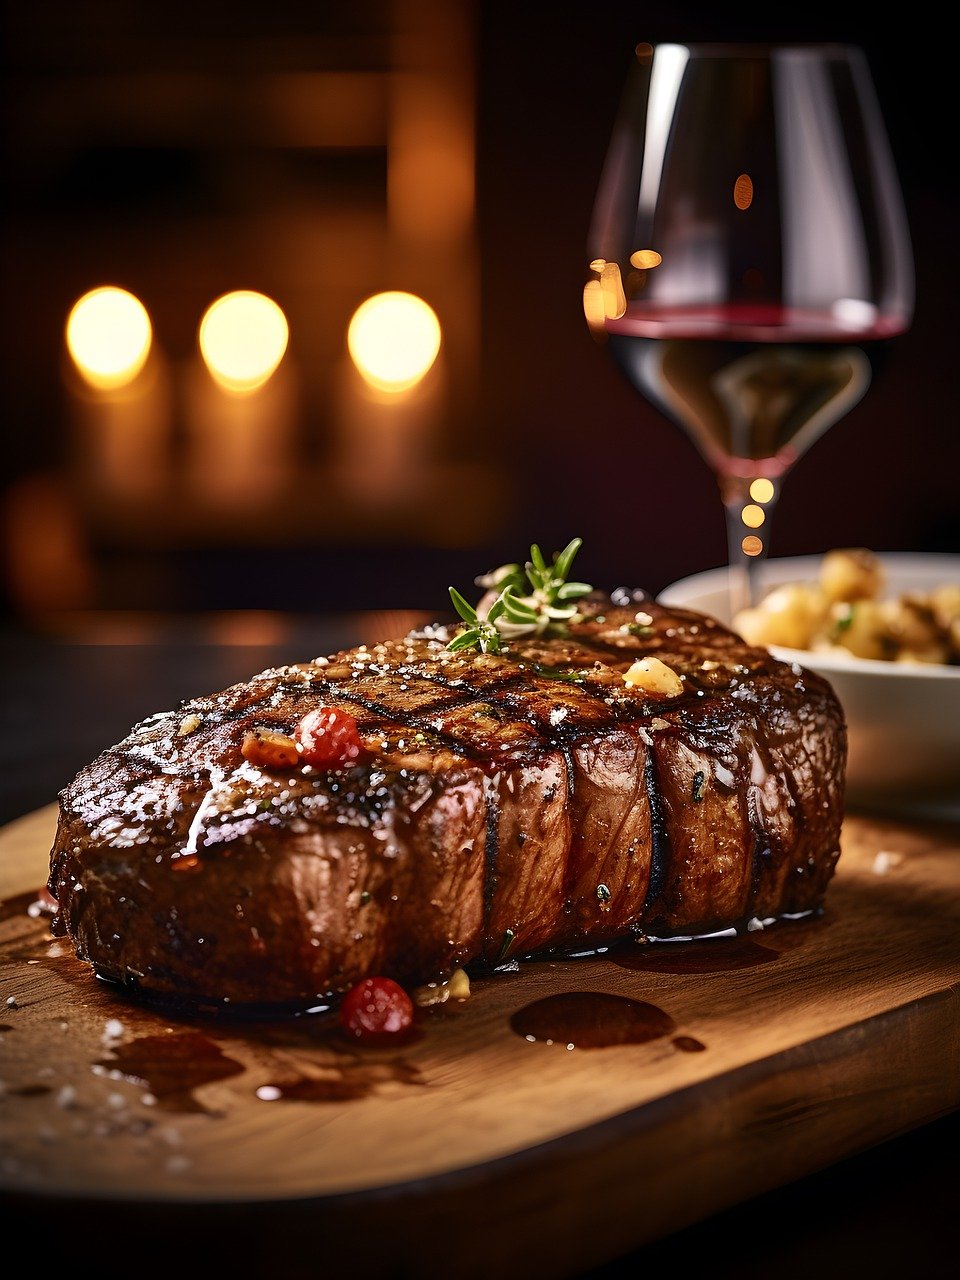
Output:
[242, 728, 299, 770]
[339, 976, 415, 1043]
[295, 706, 363, 769]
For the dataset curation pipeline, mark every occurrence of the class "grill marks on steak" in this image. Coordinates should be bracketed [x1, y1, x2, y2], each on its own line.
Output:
[48, 594, 846, 1005]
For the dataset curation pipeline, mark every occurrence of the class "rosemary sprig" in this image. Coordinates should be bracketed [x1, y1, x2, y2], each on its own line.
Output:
[446, 586, 506, 653]
[447, 537, 593, 653]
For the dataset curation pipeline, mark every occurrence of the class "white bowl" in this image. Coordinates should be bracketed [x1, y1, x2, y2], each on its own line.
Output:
[659, 553, 960, 820]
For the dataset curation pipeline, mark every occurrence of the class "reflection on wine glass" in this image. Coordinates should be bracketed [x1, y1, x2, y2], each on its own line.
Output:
[586, 42, 914, 613]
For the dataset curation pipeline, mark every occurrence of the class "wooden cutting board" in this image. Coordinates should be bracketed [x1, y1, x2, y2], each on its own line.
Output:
[1, 803, 958, 1277]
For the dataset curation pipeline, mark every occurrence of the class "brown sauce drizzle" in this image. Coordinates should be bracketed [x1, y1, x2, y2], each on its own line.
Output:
[610, 935, 780, 974]
[673, 1035, 707, 1053]
[510, 991, 675, 1048]
[96, 1030, 245, 1113]
[256, 1058, 423, 1103]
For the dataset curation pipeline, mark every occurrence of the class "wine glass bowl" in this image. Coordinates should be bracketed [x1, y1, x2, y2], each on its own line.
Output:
[586, 42, 914, 612]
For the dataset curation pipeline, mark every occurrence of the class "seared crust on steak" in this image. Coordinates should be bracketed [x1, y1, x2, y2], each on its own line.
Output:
[48, 591, 846, 1006]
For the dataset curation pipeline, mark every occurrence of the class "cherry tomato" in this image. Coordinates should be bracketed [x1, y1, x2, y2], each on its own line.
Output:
[339, 976, 415, 1043]
[296, 706, 363, 769]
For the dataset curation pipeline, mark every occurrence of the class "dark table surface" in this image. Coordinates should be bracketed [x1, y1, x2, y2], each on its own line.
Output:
[0, 612, 955, 1278]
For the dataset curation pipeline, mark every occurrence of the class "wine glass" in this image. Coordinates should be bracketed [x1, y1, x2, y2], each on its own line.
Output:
[585, 42, 914, 616]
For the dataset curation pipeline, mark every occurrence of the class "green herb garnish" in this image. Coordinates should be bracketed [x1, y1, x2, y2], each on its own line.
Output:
[497, 928, 516, 962]
[691, 770, 706, 803]
[533, 663, 583, 682]
[832, 603, 856, 638]
[596, 883, 612, 903]
[447, 537, 593, 654]
[446, 586, 507, 653]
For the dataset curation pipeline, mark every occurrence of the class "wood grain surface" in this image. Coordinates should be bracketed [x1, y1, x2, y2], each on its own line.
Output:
[1, 803, 958, 1277]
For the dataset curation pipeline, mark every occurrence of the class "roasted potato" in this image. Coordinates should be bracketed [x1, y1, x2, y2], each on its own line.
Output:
[733, 550, 957, 666]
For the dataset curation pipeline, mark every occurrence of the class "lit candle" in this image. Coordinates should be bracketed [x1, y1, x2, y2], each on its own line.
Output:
[335, 291, 443, 504]
[64, 285, 172, 500]
[186, 290, 295, 506]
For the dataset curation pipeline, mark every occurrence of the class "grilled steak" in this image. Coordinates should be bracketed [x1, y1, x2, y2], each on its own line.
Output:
[48, 591, 846, 1006]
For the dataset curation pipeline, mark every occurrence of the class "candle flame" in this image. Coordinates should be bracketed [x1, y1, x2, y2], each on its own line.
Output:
[66, 287, 152, 390]
[347, 292, 441, 393]
[199, 291, 289, 394]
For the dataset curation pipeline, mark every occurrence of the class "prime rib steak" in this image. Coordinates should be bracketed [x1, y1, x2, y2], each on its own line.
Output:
[47, 590, 846, 1006]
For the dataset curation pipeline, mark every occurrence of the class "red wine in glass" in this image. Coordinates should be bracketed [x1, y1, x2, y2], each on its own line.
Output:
[587, 43, 914, 613]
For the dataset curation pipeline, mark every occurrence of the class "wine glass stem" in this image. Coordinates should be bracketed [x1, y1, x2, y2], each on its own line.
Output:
[721, 476, 778, 617]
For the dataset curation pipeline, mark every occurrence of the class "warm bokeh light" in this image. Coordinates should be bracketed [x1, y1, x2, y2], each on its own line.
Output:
[742, 535, 764, 557]
[734, 174, 754, 210]
[199, 291, 289, 393]
[749, 478, 776, 503]
[583, 279, 606, 336]
[630, 249, 662, 269]
[347, 291, 442, 393]
[584, 259, 627, 331]
[600, 261, 626, 320]
[741, 504, 766, 528]
[65, 287, 152, 390]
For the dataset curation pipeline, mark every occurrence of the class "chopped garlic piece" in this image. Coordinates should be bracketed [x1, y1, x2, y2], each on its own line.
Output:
[623, 656, 683, 697]
[176, 713, 202, 737]
[447, 967, 471, 999]
[411, 966, 471, 1007]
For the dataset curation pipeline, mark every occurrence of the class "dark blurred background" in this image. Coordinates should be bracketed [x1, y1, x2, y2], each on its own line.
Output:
[1, 0, 957, 630]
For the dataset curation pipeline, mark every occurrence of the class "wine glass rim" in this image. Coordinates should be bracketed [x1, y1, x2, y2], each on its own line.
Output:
[646, 40, 863, 59]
